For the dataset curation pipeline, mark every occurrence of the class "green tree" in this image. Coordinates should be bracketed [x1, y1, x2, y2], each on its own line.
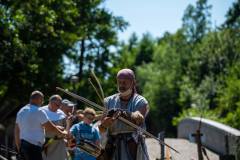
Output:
[135, 33, 155, 66]
[108, 33, 156, 96]
[69, 0, 128, 81]
[0, 0, 128, 121]
[174, 29, 240, 127]
[137, 30, 188, 135]
[224, 0, 240, 28]
[182, 0, 212, 43]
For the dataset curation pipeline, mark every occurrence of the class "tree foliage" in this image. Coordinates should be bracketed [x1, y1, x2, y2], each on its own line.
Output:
[0, 0, 127, 121]
[1, 0, 240, 138]
[114, 0, 240, 135]
[182, 0, 212, 43]
[224, 0, 240, 28]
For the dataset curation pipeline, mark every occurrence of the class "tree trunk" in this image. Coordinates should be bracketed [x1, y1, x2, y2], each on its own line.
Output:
[78, 39, 85, 81]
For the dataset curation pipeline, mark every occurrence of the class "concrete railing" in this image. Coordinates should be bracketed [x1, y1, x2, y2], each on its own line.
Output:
[178, 117, 240, 159]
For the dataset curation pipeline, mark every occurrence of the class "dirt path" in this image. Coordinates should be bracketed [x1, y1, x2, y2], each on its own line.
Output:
[145, 138, 220, 160]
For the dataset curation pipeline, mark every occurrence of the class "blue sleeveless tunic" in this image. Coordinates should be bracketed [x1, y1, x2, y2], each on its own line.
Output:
[104, 93, 150, 160]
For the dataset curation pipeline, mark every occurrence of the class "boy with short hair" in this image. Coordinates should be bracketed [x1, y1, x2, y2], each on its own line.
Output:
[69, 107, 100, 160]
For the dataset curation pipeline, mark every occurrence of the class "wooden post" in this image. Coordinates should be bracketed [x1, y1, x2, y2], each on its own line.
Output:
[158, 132, 165, 160]
[191, 130, 203, 160]
[196, 129, 203, 160]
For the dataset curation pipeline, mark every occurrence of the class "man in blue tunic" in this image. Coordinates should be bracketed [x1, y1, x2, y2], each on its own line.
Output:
[99, 68, 150, 160]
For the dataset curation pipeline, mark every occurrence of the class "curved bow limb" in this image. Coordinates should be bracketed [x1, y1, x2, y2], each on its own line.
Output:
[56, 87, 180, 154]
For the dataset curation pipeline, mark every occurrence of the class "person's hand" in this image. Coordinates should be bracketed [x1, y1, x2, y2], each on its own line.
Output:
[107, 109, 123, 119]
[98, 117, 112, 133]
[112, 110, 122, 120]
[56, 125, 65, 131]
[60, 130, 68, 138]
[100, 116, 115, 128]
[67, 137, 76, 148]
[120, 110, 144, 125]
[77, 113, 84, 121]
[98, 110, 122, 133]
[66, 114, 74, 126]
[56, 126, 66, 138]
[130, 111, 144, 125]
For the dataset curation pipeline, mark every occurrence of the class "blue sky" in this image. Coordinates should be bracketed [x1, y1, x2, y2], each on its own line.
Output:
[64, 0, 235, 76]
[103, 0, 235, 41]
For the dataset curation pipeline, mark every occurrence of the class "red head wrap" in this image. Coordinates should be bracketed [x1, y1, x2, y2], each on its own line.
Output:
[117, 69, 135, 80]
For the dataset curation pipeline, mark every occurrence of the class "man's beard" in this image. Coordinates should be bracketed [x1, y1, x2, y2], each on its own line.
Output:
[118, 86, 132, 97]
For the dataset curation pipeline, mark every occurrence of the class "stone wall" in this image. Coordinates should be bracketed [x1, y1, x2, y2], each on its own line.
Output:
[178, 117, 240, 159]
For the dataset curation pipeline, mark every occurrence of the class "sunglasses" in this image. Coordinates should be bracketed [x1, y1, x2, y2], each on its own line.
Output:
[53, 101, 62, 107]
[84, 113, 95, 120]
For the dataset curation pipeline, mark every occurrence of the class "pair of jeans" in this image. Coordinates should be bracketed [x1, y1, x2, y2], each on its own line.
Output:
[20, 139, 42, 160]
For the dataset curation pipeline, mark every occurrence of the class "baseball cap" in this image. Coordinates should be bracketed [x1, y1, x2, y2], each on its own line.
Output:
[62, 99, 76, 107]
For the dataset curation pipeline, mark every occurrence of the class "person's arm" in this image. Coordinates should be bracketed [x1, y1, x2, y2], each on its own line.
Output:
[38, 109, 67, 137]
[14, 123, 20, 152]
[42, 121, 67, 138]
[67, 125, 77, 148]
[94, 128, 101, 146]
[131, 104, 149, 125]
[137, 104, 148, 117]
[68, 124, 76, 139]
[99, 110, 120, 133]
[66, 115, 74, 132]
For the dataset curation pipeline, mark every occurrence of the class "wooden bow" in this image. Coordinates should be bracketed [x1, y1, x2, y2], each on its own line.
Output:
[56, 87, 180, 154]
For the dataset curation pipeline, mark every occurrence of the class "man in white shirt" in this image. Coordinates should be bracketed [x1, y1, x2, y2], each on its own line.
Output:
[14, 91, 67, 160]
[41, 95, 68, 160]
